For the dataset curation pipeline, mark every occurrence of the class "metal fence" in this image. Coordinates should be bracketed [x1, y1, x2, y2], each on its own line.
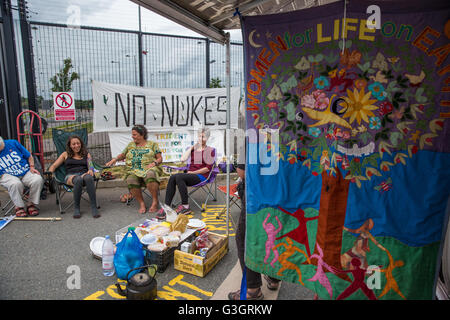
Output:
[14, 20, 244, 165]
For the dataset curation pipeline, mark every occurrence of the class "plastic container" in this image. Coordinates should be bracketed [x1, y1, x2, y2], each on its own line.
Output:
[141, 233, 157, 245]
[102, 235, 115, 277]
[145, 232, 196, 273]
[115, 218, 158, 243]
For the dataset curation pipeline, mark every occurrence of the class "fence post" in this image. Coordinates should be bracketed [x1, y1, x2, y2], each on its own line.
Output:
[138, 5, 144, 87]
[18, 0, 38, 114]
[1, 0, 23, 139]
[138, 33, 144, 87]
[206, 38, 210, 88]
[18, 0, 41, 152]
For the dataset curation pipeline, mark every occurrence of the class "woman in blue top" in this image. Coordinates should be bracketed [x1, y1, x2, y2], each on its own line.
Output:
[0, 136, 44, 217]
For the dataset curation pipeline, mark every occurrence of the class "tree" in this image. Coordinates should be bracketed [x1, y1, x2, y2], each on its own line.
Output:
[50, 58, 80, 93]
[254, 42, 444, 272]
[209, 77, 223, 88]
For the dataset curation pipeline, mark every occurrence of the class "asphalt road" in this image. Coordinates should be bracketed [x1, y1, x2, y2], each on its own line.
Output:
[0, 177, 315, 301]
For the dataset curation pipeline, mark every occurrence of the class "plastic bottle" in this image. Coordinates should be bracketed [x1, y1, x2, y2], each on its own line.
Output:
[102, 235, 115, 277]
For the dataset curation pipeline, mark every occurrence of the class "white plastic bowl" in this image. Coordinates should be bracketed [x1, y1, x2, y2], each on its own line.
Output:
[89, 236, 105, 259]
[141, 233, 157, 245]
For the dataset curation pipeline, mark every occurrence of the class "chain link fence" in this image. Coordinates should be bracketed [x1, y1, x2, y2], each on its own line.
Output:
[14, 20, 244, 165]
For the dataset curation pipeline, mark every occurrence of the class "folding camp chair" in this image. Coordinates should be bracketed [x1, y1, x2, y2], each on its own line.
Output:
[1, 188, 30, 216]
[216, 182, 241, 217]
[1, 155, 44, 216]
[215, 182, 240, 230]
[2, 111, 46, 216]
[163, 147, 219, 212]
[49, 128, 103, 214]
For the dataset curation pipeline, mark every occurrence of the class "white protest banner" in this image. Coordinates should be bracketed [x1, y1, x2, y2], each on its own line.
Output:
[108, 129, 225, 163]
[53, 92, 76, 121]
[92, 81, 240, 132]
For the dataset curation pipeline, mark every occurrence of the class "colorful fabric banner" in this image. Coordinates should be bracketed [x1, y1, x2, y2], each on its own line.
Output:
[242, 0, 450, 299]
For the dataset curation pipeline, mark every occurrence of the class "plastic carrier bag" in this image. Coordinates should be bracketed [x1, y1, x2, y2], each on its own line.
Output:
[113, 227, 145, 280]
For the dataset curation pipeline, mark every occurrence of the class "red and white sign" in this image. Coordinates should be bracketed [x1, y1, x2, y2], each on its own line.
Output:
[53, 92, 76, 121]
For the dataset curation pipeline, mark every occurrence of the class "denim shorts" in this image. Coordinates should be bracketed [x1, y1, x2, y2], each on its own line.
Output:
[64, 172, 86, 184]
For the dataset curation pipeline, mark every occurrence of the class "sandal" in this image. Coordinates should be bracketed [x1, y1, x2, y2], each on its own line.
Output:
[15, 207, 27, 217]
[176, 205, 192, 215]
[120, 193, 134, 203]
[228, 288, 264, 300]
[264, 275, 280, 291]
[27, 205, 39, 217]
[101, 172, 116, 181]
[156, 208, 166, 221]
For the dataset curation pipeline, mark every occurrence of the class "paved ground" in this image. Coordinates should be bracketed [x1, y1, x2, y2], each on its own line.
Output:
[0, 174, 315, 300]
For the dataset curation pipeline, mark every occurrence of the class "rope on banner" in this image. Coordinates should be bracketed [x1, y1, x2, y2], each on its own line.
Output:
[341, 0, 348, 54]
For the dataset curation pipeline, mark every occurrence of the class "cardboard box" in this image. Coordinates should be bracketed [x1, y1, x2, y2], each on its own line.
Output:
[174, 232, 228, 277]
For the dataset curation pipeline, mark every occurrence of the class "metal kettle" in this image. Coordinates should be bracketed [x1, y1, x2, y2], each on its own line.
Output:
[115, 265, 157, 300]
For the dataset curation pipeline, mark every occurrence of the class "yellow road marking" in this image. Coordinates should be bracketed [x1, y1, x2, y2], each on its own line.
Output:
[83, 204, 233, 300]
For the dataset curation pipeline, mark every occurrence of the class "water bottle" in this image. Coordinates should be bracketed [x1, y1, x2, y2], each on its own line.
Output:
[102, 235, 115, 277]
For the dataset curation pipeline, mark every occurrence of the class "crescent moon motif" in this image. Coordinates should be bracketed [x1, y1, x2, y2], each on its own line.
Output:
[249, 30, 262, 48]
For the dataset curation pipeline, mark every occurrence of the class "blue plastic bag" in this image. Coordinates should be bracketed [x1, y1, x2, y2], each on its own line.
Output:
[113, 228, 145, 280]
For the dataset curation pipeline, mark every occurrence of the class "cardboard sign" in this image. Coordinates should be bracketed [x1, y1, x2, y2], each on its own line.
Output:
[107, 129, 225, 162]
[53, 92, 75, 121]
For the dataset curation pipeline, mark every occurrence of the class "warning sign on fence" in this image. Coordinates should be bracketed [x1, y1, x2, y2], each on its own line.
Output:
[53, 92, 76, 121]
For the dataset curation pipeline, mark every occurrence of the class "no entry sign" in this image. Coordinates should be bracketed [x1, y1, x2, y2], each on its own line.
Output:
[53, 92, 76, 121]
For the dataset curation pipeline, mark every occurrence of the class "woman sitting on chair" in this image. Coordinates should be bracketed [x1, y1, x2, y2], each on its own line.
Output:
[48, 135, 100, 219]
[157, 128, 215, 220]
[106, 125, 163, 214]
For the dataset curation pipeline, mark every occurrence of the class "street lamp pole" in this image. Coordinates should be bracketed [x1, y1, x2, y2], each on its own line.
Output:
[126, 54, 138, 86]
[111, 60, 121, 83]
[158, 70, 171, 88]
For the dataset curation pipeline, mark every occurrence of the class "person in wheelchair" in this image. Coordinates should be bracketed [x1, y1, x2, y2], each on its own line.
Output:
[48, 135, 100, 219]
[157, 128, 215, 220]
[0, 136, 44, 217]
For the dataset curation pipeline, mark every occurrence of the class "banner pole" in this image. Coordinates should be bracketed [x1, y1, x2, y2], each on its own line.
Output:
[225, 33, 231, 238]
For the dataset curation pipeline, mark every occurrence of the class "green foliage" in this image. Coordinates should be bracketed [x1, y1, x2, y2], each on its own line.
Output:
[209, 77, 224, 88]
[49, 58, 80, 94]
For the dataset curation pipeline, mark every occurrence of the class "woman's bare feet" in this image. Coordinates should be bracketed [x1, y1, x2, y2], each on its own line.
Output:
[138, 202, 146, 214]
[148, 202, 158, 213]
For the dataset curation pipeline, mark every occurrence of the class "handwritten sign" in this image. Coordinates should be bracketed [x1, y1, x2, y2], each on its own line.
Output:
[152, 132, 193, 162]
[108, 130, 225, 162]
[92, 81, 240, 132]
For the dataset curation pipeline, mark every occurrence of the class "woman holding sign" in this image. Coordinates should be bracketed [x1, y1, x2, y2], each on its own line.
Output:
[106, 125, 163, 214]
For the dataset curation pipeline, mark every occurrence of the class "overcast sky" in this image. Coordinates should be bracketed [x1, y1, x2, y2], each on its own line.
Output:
[25, 0, 243, 42]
